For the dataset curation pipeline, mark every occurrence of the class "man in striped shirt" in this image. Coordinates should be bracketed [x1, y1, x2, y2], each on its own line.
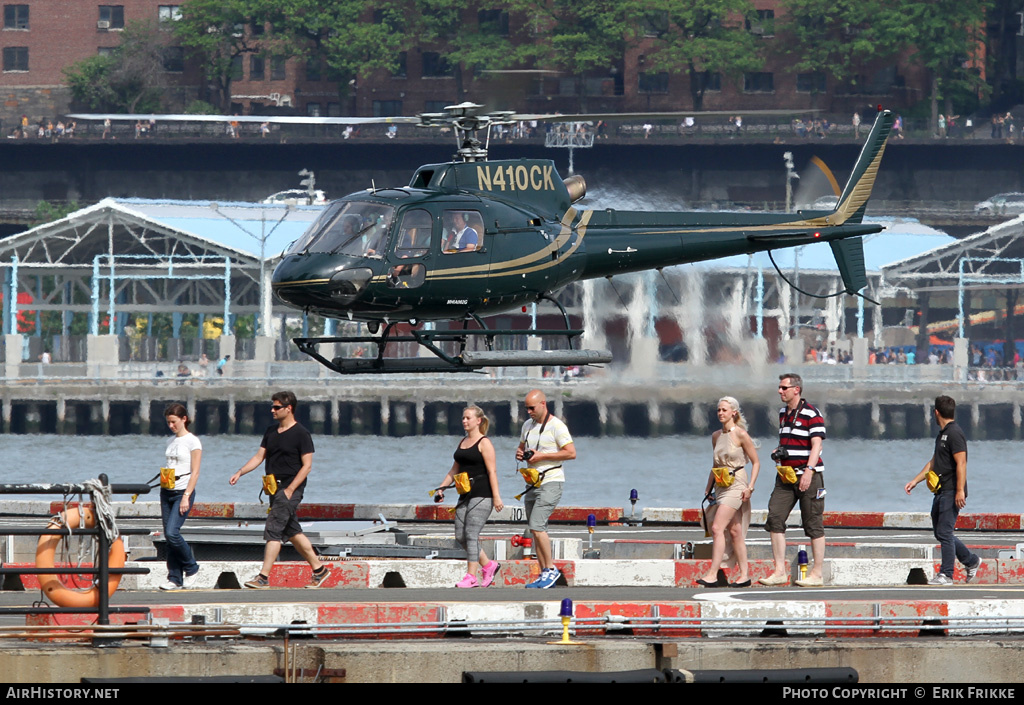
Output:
[758, 373, 827, 587]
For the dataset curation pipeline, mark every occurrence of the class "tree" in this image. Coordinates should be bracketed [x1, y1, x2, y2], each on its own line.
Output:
[510, 0, 634, 111]
[636, 0, 763, 110]
[63, 21, 169, 112]
[777, 0, 905, 103]
[412, 0, 521, 103]
[174, 0, 289, 112]
[898, 0, 992, 134]
[265, 0, 408, 107]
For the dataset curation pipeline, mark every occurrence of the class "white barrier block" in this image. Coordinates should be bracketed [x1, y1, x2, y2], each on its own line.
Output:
[366, 559, 466, 588]
[881, 512, 934, 529]
[945, 599, 1024, 636]
[700, 599, 826, 637]
[573, 559, 676, 587]
[824, 558, 934, 586]
[122, 560, 262, 590]
[642, 508, 686, 522]
[446, 602, 529, 635]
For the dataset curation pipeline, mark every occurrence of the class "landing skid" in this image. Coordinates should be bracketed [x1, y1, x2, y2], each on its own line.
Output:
[294, 326, 612, 375]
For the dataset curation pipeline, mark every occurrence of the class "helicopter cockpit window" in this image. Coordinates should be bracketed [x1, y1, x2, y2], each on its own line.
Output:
[442, 209, 484, 254]
[394, 209, 432, 259]
[291, 201, 395, 257]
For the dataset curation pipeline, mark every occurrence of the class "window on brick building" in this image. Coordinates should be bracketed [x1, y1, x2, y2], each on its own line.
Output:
[743, 72, 774, 93]
[696, 72, 722, 92]
[478, 9, 509, 36]
[157, 5, 181, 23]
[229, 56, 243, 81]
[641, 11, 669, 37]
[392, 52, 407, 78]
[98, 6, 125, 30]
[4, 4, 29, 29]
[373, 100, 403, 117]
[746, 10, 774, 37]
[796, 72, 826, 93]
[250, 55, 264, 81]
[422, 52, 452, 78]
[271, 57, 286, 80]
[2, 46, 27, 71]
[162, 46, 183, 72]
[425, 100, 450, 113]
[638, 72, 669, 94]
[306, 59, 321, 82]
[306, 102, 321, 117]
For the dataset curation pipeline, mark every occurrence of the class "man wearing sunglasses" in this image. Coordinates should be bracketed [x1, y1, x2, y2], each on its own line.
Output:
[759, 373, 827, 588]
[515, 389, 576, 589]
[230, 390, 330, 589]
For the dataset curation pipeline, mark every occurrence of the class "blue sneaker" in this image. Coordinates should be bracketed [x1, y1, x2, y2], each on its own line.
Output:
[534, 568, 561, 589]
[528, 565, 552, 590]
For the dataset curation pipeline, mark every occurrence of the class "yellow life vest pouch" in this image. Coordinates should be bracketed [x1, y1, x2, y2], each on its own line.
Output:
[776, 465, 798, 485]
[262, 474, 278, 496]
[159, 467, 176, 490]
[454, 472, 472, 495]
[712, 466, 735, 488]
[926, 470, 942, 494]
[519, 467, 542, 487]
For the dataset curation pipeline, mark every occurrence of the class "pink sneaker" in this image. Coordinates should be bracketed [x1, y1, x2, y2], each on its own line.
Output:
[455, 573, 479, 588]
[480, 561, 501, 588]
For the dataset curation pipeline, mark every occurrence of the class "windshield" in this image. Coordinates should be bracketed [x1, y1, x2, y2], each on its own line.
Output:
[286, 201, 395, 257]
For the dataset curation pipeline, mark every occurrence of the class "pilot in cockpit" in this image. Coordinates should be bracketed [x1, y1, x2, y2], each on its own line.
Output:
[363, 215, 387, 256]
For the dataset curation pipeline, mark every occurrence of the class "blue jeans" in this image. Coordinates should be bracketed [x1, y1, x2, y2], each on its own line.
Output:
[160, 488, 199, 585]
[931, 489, 977, 578]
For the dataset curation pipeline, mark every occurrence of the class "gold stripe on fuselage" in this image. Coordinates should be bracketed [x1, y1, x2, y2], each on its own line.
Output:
[273, 278, 331, 288]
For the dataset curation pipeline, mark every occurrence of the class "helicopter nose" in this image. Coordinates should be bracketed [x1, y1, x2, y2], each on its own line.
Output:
[272, 256, 374, 307]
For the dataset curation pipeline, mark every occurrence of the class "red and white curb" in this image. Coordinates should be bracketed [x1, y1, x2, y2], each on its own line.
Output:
[8, 556, 1019, 591]
[0, 500, 1017, 531]
[27, 595, 1024, 639]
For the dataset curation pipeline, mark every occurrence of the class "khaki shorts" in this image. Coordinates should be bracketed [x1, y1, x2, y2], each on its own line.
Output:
[524, 481, 563, 533]
[764, 471, 825, 539]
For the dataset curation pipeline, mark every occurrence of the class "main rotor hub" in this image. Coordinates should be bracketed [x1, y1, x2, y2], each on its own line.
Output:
[418, 102, 517, 163]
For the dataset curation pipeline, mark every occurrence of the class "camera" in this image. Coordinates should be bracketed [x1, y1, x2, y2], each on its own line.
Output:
[522, 449, 535, 462]
[770, 447, 789, 463]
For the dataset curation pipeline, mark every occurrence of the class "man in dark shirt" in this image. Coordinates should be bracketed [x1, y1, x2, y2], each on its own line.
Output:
[905, 395, 981, 585]
[230, 390, 330, 588]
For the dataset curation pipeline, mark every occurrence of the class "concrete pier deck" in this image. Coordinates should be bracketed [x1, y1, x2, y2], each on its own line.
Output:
[4, 501, 1024, 682]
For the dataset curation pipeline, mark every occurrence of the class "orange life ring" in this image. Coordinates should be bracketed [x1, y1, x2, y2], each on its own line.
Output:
[35, 506, 125, 608]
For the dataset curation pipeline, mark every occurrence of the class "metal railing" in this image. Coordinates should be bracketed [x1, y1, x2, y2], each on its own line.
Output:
[0, 474, 152, 637]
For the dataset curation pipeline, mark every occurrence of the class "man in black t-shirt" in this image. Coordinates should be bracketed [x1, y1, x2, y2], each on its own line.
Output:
[230, 391, 330, 589]
[905, 395, 981, 585]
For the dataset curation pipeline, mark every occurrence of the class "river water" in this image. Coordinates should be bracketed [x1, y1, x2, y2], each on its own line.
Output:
[5, 434, 1016, 514]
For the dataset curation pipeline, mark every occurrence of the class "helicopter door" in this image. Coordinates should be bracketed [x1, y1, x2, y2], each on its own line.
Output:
[386, 208, 433, 291]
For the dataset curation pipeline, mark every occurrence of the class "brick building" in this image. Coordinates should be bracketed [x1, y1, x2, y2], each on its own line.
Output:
[1, 1, 931, 129]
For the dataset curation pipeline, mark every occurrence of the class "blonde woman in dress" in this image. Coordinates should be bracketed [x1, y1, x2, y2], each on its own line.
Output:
[695, 396, 760, 588]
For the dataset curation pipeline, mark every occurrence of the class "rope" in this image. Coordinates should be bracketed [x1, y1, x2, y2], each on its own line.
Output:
[81, 479, 119, 543]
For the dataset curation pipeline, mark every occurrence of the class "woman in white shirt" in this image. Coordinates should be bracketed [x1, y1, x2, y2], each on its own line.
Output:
[160, 403, 202, 590]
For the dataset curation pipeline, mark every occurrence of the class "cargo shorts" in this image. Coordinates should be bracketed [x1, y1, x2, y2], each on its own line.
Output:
[524, 480, 563, 534]
[264, 485, 305, 542]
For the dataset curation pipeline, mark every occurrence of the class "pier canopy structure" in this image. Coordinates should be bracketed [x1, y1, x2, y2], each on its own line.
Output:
[881, 214, 1024, 358]
[0, 198, 322, 365]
